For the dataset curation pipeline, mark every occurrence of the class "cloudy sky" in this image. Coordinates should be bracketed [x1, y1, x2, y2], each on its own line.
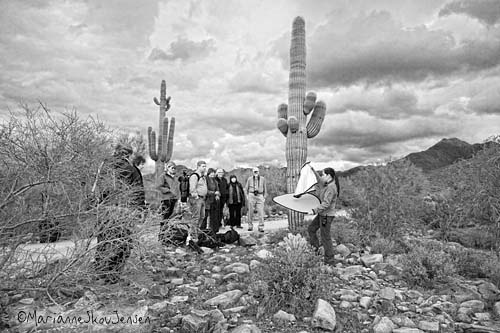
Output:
[1, 0, 500, 173]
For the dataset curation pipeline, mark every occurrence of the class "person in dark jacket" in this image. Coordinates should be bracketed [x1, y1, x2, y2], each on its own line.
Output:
[215, 168, 229, 228]
[178, 170, 190, 203]
[202, 168, 220, 233]
[94, 143, 136, 284]
[157, 161, 179, 241]
[131, 154, 146, 210]
[227, 175, 245, 228]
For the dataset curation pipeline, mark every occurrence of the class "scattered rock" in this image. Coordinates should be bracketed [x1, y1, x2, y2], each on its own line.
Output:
[231, 324, 261, 333]
[336, 244, 351, 257]
[312, 299, 336, 331]
[373, 316, 395, 333]
[255, 249, 272, 259]
[361, 254, 383, 267]
[204, 290, 244, 308]
[273, 310, 296, 323]
[225, 263, 250, 274]
[239, 235, 258, 247]
[417, 321, 439, 332]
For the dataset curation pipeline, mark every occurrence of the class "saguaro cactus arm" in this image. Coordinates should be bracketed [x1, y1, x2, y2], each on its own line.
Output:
[277, 104, 288, 136]
[306, 101, 326, 138]
[304, 92, 316, 115]
[160, 117, 175, 162]
[148, 127, 158, 161]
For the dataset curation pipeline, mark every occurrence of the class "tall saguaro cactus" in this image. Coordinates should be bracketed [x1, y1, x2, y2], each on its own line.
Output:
[148, 80, 175, 181]
[277, 17, 327, 232]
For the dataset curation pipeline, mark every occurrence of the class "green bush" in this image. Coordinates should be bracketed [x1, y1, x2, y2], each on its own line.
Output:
[249, 234, 327, 317]
[343, 160, 429, 240]
[369, 235, 408, 256]
[450, 247, 500, 288]
[428, 145, 500, 247]
[401, 243, 456, 288]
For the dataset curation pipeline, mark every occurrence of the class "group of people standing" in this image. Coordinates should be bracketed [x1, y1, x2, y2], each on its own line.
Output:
[93, 144, 340, 283]
[157, 161, 268, 243]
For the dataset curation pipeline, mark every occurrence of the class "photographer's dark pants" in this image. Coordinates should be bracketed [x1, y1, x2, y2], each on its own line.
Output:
[95, 228, 132, 283]
[308, 215, 334, 262]
[159, 199, 178, 241]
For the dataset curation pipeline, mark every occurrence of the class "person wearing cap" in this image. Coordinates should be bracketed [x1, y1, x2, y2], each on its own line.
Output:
[157, 161, 180, 241]
[244, 167, 267, 232]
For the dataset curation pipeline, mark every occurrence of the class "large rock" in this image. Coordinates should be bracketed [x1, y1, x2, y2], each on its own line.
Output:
[312, 299, 336, 331]
[204, 290, 244, 308]
[361, 254, 383, 266]
[373, 316, 395, 333]
[393, 329, 424, 333]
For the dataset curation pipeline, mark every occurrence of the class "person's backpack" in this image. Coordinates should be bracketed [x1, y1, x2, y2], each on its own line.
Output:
[197, 229, 224, 249]
[187, 172, 201, 197]
[179, 175, 190, 199]
[217, 228, 240, 244]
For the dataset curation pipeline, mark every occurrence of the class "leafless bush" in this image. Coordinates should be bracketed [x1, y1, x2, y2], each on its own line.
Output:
[0, 103, 150, 302]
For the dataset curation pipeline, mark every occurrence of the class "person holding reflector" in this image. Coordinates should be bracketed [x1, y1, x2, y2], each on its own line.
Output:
[273, 162, 340, 265]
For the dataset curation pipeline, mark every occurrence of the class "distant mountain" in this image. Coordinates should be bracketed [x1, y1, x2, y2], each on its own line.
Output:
[338, 137, 498, 177]
[404, 138, 495, 172]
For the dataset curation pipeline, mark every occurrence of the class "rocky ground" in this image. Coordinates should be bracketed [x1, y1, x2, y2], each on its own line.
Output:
[3, 219, 500, 333]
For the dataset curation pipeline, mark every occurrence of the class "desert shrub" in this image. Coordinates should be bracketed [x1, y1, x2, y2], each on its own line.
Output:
[400, 243, 456, 288]
[0, 104, 148, 299]
[330, 219, 362, 246]
[343, 159, 430, 240]
[448, 247, 500, 288]
[429, 144, 500, 249]
[369, 235, 408, 256]
[249, 233, 327, 317]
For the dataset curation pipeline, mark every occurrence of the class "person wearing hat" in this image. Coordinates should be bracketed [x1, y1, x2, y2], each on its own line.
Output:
[244, 166, 267, 232]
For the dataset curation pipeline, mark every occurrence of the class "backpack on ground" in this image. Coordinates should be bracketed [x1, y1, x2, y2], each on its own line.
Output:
[197, 229, 224, 249]
[216, 228, 240, 244]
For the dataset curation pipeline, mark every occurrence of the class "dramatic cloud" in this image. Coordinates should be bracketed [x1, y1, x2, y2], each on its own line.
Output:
[439, 0, 500, 26]
[468, 85, 500, 114]
[272, 10, 500, 88]
[149, 37, 216, 61]
[313, 111, 460, 149]
[2, 0, 500, 170]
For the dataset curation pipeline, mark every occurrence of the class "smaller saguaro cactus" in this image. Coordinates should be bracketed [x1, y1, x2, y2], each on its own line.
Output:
[148, 80, 175, 180]
[148, 117, 175, 163]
